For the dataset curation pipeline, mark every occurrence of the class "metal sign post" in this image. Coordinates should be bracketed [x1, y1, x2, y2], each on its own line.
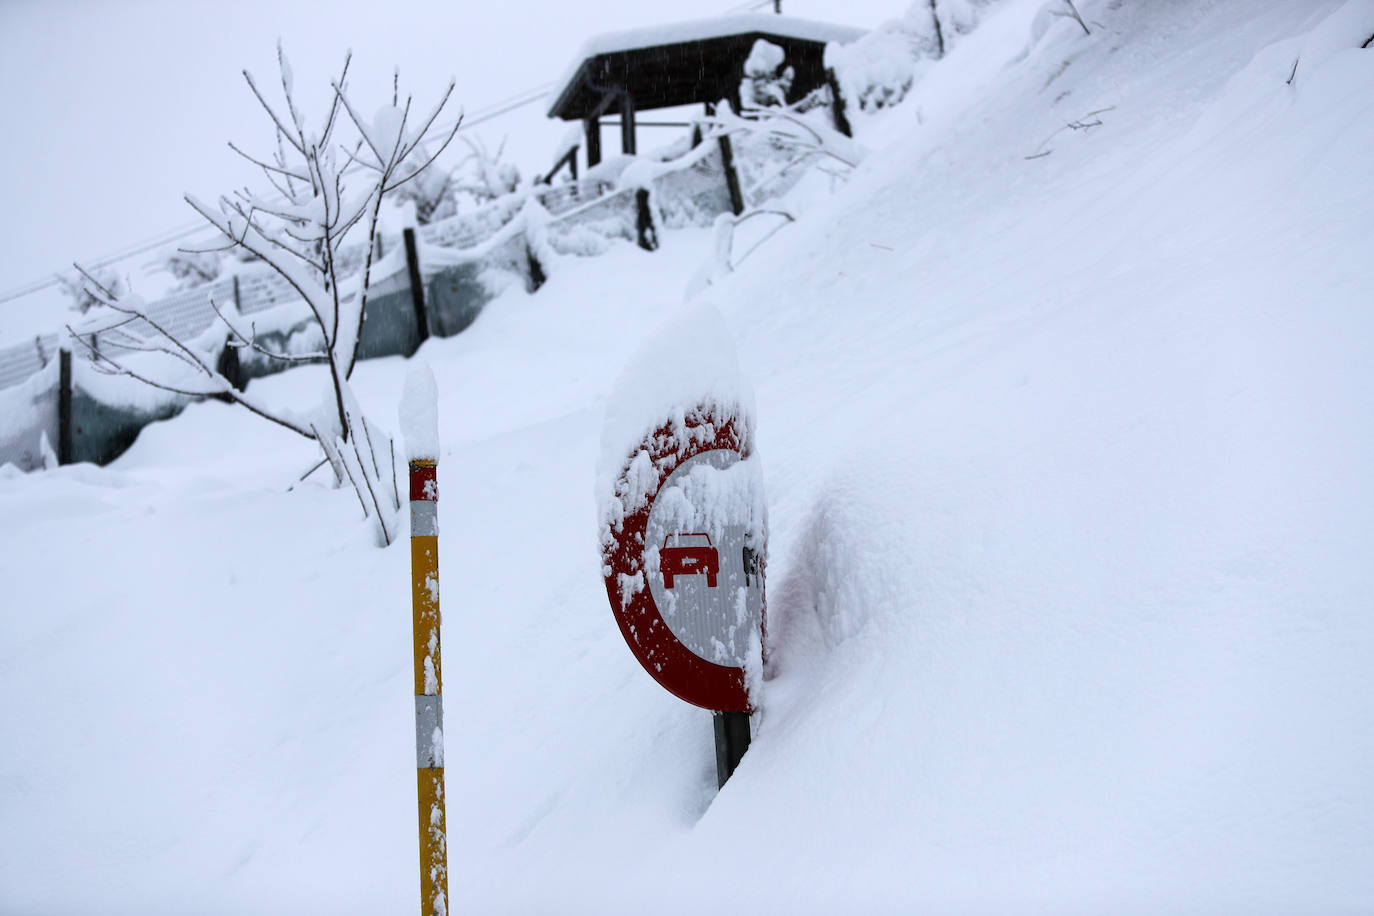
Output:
[602, 403, 766, 788]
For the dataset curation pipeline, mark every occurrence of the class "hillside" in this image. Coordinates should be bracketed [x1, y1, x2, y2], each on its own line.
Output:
[3, 1, 1372, 913]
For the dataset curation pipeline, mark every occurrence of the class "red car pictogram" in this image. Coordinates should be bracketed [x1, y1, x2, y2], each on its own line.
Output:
[661, 532, 719, 589]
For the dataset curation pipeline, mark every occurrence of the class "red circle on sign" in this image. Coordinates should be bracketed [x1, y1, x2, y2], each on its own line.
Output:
[602, 407, 761, 712]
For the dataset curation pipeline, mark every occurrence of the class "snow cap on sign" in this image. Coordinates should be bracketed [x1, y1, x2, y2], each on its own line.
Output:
[398, 360, 440, 461]
[596, 302, 755, 534]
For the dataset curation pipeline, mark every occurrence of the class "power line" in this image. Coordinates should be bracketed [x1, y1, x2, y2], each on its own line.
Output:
[0, 83, 554, 306]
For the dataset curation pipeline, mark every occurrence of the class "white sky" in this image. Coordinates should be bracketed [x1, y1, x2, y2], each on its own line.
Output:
[0, 0, 898, 326]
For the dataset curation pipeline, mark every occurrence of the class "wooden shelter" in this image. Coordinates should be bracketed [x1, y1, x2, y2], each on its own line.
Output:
[546, 14, 864, 171]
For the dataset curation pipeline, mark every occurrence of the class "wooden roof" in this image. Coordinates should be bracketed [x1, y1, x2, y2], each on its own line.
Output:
[547, 15, 865, 120]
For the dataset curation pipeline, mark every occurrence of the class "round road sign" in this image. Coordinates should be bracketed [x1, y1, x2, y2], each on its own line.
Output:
[601, 405, 765, 712]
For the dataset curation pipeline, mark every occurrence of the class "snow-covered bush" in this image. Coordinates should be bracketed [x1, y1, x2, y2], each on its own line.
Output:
[827, 0, 999, 113]
[57, 266, 124, 314]
[159, 250, 222, 290]
[453, 134, 521, 206]
[392, 153, 459, 225]
[740, 39, 795, 109]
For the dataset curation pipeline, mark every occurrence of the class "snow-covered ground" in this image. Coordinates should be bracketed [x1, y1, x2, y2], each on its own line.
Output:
[3, 1, 1372, 912]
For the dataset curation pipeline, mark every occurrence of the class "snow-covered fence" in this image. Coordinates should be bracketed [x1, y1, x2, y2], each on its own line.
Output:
[545, 187, 642, 254]
[0, 360, 61, 471]
[93, 277, 241, 360]
[0, 333, 60, 392]
[0, 232, 537, 470]
[417, 194, 525, 249]
[652, 144, 739, 229]
[532, 177, 619, 217]
[0, 115, 832, 472]
[235, 269, 301, 316]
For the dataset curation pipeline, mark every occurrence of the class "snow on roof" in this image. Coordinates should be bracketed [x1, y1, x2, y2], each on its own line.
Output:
[548, 14, 867, 118]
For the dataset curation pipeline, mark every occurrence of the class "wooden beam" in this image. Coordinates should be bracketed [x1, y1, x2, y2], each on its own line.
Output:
[600, 120, 692, 128]
[542, 145, 579, 185]
[590, 91, 619, 119]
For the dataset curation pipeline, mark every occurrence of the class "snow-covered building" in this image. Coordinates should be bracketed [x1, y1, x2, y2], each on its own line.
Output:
[546, 14, 863, 172]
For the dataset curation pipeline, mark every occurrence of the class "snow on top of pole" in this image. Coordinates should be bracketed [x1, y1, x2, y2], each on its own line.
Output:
[595, 302, 755, 532]
[399, 360, 440, 462]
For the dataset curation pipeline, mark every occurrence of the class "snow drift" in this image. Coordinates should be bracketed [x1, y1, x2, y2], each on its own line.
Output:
[2, 1, 1373, 913]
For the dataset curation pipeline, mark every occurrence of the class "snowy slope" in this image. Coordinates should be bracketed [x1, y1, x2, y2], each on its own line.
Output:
[4, 1, 1373, 913]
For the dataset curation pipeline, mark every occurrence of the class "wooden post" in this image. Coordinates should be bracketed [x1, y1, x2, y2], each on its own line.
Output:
[215, 338, 242, 397]
[826, 68, 853, 139]
[621, 93, 636, 156]
[404, 228, 431, 348]
[409, 457, 448, 916]
[635, 189, 658, 252]
[526, 245, 547, 292]
[718, 135, 746, 216]
[215, 276, 244, 397]
[57, 348, 72, 466]
[584, 115, 602, 169]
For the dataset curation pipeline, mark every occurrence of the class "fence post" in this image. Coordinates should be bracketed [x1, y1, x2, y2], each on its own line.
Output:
[584, 114, 602, 168]
[404, 228, 431, 351]
[526, 244, 547, 291]
[718, 135, 746, 216]
[215, 338, 243, 396]
[635, 189, 659, 252]
[213, 277, 244, 397]
[826, 68, 853, 139]
[58, 348, 72, 465]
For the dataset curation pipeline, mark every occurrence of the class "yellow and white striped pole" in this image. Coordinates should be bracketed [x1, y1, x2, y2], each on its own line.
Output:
[409, 457, 448, 915]
[402, 363, 447, 916]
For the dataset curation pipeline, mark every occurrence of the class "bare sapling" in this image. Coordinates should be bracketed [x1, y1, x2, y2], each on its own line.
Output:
[67, 43, 461, 546]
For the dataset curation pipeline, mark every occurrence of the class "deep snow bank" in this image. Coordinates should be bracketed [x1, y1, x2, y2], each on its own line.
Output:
[3, 1, 1373, 913]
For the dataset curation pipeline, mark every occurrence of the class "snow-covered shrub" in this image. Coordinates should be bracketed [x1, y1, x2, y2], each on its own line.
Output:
[827, 0, 999, 113]
[454, 134, 521, 206]
[57, 267, 124, 314]
[393, 155, 459, 225]
[0, 361, 60, 472]
[159, 250, 221, 290]
[652, 144, 736, 229]
[740, 39, 795, 109]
